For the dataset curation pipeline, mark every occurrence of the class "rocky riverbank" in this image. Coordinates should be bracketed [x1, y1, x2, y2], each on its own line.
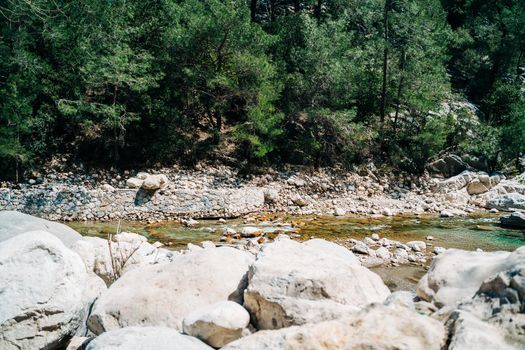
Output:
[1, 211, 523, 350]
[2, 163, 525, 222]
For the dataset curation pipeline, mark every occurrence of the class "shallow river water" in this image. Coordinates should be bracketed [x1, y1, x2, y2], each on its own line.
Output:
[68, 213, 524, 291]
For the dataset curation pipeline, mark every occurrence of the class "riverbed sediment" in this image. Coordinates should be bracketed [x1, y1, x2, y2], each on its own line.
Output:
[1, 165, 524, 222]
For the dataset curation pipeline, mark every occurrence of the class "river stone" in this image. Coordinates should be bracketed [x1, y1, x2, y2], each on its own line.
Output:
[182, 301, 250, 348]
[85, 326, 213, 350]
[241, 226, 262, 238]
[244, 239, 390, 329]
[486, 193, 525, 211]
[0, 231, 105, 350]
[417, 247, 525, 307]
[141, 174, 169, 190]
[0, 210, 81, 248]
[88, 246, 254, 333]
[407, 241, 426, 252]
[222, 303, 445, 350]
[500, 212, 525, 229]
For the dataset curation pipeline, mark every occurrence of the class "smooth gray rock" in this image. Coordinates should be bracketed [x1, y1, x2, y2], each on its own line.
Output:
[0, 210, 81, 248]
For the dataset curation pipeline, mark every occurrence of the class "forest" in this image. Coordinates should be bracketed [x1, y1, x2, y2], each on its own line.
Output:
[0, 0, 524, 179]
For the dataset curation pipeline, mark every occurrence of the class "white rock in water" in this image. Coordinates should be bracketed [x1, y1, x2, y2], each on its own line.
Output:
[184, 218, 199, 227]
[88, 247, 254, 333]
[244, 239, 389, 329]
[182, 301, 250, 348]
[417, 247, 524, 307]
[407, 241, 427, 252]
[222, 304, 445, 350]
[352, 241, 370, 255]
[375, 246, 391, 260]
[433, 246, 446, 255]
[0, 210, 82, 248]
[371, 233, 380, 241]
[85, 326, 213, 350]
[240, 226, 262, 238]
[0, 231, 105, 350]
[141, 174, 169, 190]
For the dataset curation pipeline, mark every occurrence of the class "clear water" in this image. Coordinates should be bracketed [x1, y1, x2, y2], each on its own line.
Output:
[68, 213, 524, 292]
[68, 213, 524, 252]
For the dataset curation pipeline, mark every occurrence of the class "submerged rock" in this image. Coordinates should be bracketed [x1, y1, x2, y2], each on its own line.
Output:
[500, 212, 525, 229]
[244, 239, 389, 329]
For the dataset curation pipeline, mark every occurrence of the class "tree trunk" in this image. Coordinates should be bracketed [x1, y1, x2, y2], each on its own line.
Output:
[314, 0, 322, 22]
[393, 49, 406, 133]
[517, 45, 523, 79]
[380, 0, 390, 125]
[269, 0, 276, 22]
[250, 0, 257, 22]
[294, 0, 300, 12]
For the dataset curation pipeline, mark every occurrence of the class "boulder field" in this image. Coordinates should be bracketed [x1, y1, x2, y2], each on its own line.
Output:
[0, 211, 523, 350]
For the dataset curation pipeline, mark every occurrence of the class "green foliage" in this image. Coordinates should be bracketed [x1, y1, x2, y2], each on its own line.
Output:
[0, 0, 523, 178]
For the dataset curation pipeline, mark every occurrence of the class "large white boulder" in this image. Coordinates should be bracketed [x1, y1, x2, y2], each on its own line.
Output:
[182, 301, 250, 348]
[88, 247, 254, 333]
[0, 210, 81, 248]
[417, 247, 525, 307]
[222, 303, 445, 350]
[0, 231, 105, 350]
[244, 239, 390, 329]
[85, 327, 213, 350]
[141, 174, 169, 190]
